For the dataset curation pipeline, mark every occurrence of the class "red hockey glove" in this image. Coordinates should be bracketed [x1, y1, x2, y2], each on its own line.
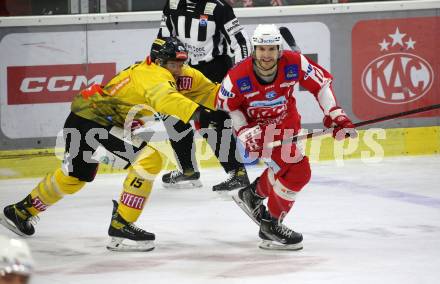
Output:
[323, 106, 358, 141]
[237, 124, 264, 152]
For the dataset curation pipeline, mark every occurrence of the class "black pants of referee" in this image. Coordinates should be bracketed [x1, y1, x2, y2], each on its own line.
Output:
[163, 55, 245, 174]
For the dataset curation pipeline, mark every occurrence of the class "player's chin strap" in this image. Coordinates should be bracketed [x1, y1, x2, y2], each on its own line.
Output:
[267, 103, 440, 148]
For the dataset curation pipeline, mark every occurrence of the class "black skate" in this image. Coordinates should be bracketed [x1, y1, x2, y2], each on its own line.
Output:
[107, 200, 155, 252]
[162, 170, 202, 189]
[0, 195, 39, 237]
[212, 167, 250, 192]
[232, 178, 265, 225]
[258, 214, 303, 251]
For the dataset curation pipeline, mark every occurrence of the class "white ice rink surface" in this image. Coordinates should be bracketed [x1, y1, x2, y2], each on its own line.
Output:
[1, 155, 440, 284]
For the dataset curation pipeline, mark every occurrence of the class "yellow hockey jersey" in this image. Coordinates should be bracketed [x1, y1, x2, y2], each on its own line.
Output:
[71, 60, 219, 127]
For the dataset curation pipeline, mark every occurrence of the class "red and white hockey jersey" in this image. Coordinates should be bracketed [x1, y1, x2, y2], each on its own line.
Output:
[217, 50, 337, 136]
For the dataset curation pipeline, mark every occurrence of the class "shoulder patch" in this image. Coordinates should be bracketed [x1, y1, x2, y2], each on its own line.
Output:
[236, 77, 252, 94]
[284, 64, 299, 81]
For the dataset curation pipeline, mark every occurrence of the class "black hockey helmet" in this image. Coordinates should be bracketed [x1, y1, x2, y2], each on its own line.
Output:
[150, 37, 188, 64]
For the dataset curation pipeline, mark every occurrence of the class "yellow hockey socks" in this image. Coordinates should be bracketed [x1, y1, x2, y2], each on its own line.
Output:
[27, 168, 86, 216]
[117, 146, 162, 223]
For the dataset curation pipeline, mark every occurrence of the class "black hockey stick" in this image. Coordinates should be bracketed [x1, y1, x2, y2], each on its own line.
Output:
[279, 26, 301, 52]
[267, 103, 440, 148]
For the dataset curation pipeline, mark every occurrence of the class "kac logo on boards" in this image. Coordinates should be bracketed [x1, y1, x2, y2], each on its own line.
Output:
[361, 27, 433, 105]
[352, 17, 439, 119]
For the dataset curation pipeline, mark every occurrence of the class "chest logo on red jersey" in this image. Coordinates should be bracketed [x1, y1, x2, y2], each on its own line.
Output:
[177, 76, 193, 90]
[248, 96, 288, 119]
[265, 91, 277, 100]
[284, 64, 299, 80]
[237, 77, 253, 93]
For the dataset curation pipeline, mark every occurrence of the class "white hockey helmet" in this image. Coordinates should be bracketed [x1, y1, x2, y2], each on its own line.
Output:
[251, 24, 283, 50]
[0, 235, 34, 277]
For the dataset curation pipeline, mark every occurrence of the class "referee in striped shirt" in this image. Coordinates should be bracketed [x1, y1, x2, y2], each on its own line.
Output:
[158, 0, 251, 191]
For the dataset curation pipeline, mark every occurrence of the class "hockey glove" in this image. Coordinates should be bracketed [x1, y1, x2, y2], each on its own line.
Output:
[190, 107, 210, 128]
[323, 106, 358, 141]
[237, 124, 264, 152]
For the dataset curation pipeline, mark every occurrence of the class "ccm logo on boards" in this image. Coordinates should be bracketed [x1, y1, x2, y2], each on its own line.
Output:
[7, 63, 116, 105]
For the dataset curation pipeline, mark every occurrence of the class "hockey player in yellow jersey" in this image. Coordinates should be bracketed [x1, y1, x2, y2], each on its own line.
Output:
[0, 37, 219, 252]
[71, 41, 218, 128]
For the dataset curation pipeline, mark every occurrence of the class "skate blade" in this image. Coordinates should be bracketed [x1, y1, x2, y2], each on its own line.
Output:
[162, 179, 203, 189]
[231, 195, 260, 226]
[214, 188, 240, 201]
[258, 239, 303, 251]
[0, 212, 28, 237]
[106, 237, 155, 252]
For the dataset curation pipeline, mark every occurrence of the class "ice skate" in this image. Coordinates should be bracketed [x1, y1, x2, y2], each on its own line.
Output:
[258, 214, 303, 251]
[162, 170, 202, 189]
[232, 178, 265, 224]
[212, 167, 250, 192]
[107, 200, 155, 252]
[0, 195, 38, 237]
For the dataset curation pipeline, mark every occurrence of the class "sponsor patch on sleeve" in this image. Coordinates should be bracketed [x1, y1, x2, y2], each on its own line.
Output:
[224, 18, 243, 36]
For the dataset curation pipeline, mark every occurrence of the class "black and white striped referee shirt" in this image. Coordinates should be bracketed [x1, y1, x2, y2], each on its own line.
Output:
[158, 0, 251, 66]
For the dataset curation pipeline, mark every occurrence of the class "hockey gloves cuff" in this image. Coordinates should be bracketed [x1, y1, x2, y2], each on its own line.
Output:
[323, 106, 358, 141]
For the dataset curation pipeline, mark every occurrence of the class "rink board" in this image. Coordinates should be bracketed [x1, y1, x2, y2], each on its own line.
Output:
[0, 126, 438, 179]
[1, 2, 439, 153]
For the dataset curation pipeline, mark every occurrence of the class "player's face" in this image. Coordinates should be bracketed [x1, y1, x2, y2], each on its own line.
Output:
[163, 60, 185, 79]
[254, 45, 278, 70]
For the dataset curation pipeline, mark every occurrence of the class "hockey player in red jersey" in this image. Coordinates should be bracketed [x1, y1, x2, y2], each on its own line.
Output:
[217, 24, 357, 250]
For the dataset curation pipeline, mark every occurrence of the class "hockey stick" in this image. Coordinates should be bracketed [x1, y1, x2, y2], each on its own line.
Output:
[267, 103, 440, 148]
[279, 26, 301, 52]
